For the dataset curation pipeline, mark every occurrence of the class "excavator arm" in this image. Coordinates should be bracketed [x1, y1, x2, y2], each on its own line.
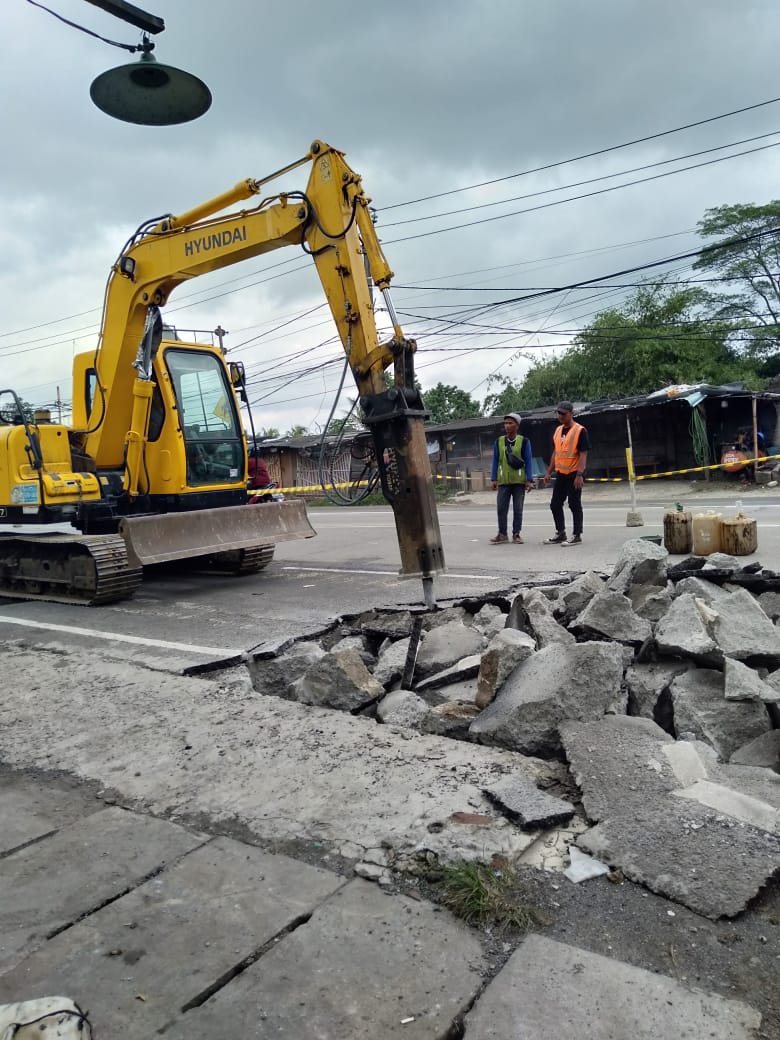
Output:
[86, 141, 445, 600]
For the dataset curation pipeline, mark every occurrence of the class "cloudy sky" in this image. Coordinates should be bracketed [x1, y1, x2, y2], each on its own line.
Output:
[2, 0, 779, 434]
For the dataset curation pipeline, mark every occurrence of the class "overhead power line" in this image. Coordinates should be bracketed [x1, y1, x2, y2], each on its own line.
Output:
[381, 130, 780, 230]
[384, 140, 780, 245]
[380, 93, 780, 211]
[397, 226, 780, 311]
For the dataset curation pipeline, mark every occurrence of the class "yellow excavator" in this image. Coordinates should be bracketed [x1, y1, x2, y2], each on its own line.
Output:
[0, 141, 445, 607]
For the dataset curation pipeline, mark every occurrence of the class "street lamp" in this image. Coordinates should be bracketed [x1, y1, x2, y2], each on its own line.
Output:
[83, 0, 212, 125]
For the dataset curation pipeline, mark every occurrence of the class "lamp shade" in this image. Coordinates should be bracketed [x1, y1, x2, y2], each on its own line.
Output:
[90, 50, 211, 125]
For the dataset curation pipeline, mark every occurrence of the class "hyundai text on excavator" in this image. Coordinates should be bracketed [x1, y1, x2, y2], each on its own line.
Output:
[0, 141, 445, 607]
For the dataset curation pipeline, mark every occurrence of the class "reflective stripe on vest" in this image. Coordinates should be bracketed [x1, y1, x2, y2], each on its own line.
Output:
[497, 434, 526, 484]
[553, 422, 584, 474]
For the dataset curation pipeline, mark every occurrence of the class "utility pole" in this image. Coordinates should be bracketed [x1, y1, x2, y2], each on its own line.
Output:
[214, 326, 228, 352]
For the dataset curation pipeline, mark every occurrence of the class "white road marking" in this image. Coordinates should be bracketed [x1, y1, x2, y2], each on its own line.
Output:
[282, 566, 501, 580]
[0, 614, 241, 656]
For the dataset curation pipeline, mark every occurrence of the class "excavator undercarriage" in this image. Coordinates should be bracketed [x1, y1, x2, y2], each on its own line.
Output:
[0, 501, 313, 606]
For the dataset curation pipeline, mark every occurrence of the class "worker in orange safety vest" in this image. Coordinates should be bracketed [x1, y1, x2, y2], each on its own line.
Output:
[542, 401, 590, 545]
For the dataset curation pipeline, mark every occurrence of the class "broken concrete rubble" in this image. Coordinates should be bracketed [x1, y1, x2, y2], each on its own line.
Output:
[654, 593, 720, 663]
[724, 655, 780, 704]
[461, 934, 762, 1039]
[372, 635, 410, 687]
[469, 641, 625, 756]
[555, 569, 605, 618]
[730, 730, 780, 770]
[671, 668, 770, 759]
[607, 537, 668, 593]
[246, 537, 779, 915]
[414, 619, 485, 678]
[290, 648, 384, 711]
[475, 628, 536, 709]
[570, 589, 652, 645]
[628, 582, 673, 621]
[624, 659, 691, 719]
[561, 715, 780, 918]
[414, 654, 481, 693]
[484, 775, 575, 829]
[508, 588, 576, 649]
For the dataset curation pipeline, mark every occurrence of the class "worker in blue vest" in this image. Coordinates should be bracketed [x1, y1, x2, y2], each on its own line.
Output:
[490, 412, 534, 543]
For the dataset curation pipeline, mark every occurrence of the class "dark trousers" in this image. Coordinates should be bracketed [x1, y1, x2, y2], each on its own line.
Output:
[496, 483, 526, 536]
[550, 472, 583, 536]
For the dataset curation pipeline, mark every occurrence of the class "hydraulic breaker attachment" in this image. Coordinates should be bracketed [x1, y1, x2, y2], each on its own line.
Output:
[361, 386, 446, 608]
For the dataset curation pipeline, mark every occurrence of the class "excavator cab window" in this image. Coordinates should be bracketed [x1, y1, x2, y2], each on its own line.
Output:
[166, 348, 243, 487]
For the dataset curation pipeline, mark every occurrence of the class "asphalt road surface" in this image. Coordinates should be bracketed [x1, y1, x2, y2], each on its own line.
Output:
[0, 492, 778, 671]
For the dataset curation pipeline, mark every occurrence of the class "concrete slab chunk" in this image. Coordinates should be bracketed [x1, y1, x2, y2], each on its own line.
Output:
[470, 642, 624, 756]
[0, 807, 204, 970]
[729, 730, 780, 770]
[484, 776, 575, 828]
[0, 837, 343, 1038]
[561, 717, 780, 917]
[671, 668, 770, 759]
[167, 878, 486, 1039]
[463, 934, 761, 1038]
[671, 778, 779, 834]
[724, 656, 780, 703]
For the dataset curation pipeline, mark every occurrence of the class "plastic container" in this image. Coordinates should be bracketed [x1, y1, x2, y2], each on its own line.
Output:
[663, 505, 692, 555]
[720, 513, 758, 556]
[692, 511, 722, 556]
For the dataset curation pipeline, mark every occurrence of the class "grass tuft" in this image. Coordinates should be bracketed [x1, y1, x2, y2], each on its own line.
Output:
[439, 860, 548, 933]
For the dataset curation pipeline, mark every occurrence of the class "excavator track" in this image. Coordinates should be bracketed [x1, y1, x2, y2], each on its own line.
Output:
[212, 543, 276, 574]
[159, 543, 276, 576]
[0, 533, 142, 606]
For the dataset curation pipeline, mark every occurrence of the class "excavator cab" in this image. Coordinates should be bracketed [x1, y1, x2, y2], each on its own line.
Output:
[166, 348, 245, 489]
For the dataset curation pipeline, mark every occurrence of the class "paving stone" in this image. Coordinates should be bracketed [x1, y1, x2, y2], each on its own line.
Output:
[166, 879, 486, 1039]
[0, 775, 100, 855]
[462, 934, 761, 1039]
[0, 808, 204, 970]
[0, 837, 343, 1038]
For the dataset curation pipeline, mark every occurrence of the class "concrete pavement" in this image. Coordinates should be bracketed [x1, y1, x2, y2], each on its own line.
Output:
[0, 478, 776, 1037]
[0, 771, 764, 1038]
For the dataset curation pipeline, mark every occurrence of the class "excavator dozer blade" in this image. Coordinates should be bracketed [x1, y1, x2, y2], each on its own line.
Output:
[118, 500, 315, 569]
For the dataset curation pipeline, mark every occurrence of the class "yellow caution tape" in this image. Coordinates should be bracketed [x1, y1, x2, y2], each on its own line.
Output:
[260, 454, 780, 494]
[585, 452, 780, 483]
[261, 475, 462, 495]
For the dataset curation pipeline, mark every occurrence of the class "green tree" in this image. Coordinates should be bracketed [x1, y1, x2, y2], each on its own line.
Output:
[486, 282, 758, 410]
[286, 423, 309, 438]
[259, 426, 280, 438]
[482, 374, 526, 417]
[693, 201, 780, 370]
[422, 383, 481, 423]
[0, 396, 34, 424]
[326, 413, 364, 434]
